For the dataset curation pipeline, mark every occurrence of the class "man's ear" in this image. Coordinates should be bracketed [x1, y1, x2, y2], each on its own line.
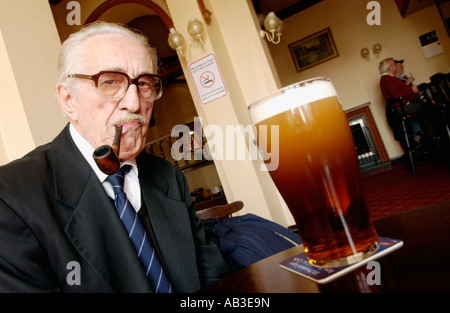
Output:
[56, 83, 78, 121]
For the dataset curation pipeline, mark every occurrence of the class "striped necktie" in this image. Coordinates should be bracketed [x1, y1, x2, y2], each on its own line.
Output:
[107, 165, 173, 293]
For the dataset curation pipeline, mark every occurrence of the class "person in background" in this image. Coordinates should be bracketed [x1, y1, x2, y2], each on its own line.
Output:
[394, 59, 415, 86]
[379, 58, 425, 151]
[0, 21, 229, 293]
[379, 58, 422, 107]
[379, 57, 438, 153]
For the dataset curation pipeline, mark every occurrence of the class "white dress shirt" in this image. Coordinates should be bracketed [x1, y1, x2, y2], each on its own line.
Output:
[69, 124, 142, 212]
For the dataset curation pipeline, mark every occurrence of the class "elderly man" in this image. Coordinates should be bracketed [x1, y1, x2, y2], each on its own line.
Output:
[379, 57, 430, 148]
[379, 58, 420, 104]
[0, 22, 229, 293]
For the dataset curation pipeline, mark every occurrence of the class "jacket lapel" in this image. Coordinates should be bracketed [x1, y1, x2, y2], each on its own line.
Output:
[138, 163, 202, 292]
[52, 126, 151, 292]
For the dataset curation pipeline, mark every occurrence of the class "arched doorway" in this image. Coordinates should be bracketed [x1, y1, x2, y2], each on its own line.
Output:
[84, 0, 173, 28]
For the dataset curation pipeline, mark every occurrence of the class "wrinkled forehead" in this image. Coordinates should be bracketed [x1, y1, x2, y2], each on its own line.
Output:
[81, 33, 154, 75]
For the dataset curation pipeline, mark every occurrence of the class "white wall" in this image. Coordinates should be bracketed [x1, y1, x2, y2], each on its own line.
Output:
[0, 0, 64, 164]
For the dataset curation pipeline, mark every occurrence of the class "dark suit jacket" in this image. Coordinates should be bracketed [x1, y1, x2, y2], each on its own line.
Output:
[0, 125, 229, 292]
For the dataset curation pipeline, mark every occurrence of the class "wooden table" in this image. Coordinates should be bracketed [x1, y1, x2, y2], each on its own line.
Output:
[200, 200, 450, 293]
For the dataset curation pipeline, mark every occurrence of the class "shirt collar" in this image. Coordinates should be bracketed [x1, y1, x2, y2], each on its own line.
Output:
[381, 72, 394, 77]
[69, 123, 138, 182]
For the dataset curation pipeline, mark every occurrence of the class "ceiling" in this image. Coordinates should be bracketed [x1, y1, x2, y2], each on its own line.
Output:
[398, 0, 449, 17]
[48, 0, 324, 21]
[48, 0, 324, 83]
[252, 0, 323, 19]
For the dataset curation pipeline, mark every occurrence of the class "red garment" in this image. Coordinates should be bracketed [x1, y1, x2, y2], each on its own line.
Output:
[380, 74, 419, 105]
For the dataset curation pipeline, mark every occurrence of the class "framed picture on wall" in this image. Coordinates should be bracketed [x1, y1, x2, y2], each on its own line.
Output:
[289, 27, 339, 72]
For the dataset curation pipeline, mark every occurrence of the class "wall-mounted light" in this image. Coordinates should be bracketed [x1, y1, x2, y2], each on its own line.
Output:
[259, 12, 284, 44]
[168, 18, 206, 60]
[360, 43, 382, 60]
[187, 18, 204, 48]
[168, 28, 186, 57]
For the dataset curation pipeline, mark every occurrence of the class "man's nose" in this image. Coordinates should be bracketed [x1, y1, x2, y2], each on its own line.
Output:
[118, 83, 140, 112]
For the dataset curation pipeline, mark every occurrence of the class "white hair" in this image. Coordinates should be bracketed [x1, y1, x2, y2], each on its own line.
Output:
[57, 21, 158, 88]
[379, 58, 394, 75]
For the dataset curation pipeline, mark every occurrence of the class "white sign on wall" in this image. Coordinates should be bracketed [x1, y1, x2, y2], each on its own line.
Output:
[419, 30, 444, 59]
[188, 53, 228, 105]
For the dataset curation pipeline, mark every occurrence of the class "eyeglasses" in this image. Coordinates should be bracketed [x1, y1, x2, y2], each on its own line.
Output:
[68, 71, 163, 100]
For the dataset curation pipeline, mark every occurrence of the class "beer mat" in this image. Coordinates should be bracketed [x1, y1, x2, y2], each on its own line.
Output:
[279, 237, 403, 284]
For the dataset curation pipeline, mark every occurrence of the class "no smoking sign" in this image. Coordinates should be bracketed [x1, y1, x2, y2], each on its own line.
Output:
[189, 54, 228, 105]
[200, 71, 215, 88]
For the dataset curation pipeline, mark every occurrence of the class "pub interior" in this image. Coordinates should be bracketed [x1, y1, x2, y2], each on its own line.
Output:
[0, 0, 449, 296]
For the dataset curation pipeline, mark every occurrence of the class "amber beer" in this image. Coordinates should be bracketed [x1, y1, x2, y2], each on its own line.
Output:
[249, 78, 379, 268]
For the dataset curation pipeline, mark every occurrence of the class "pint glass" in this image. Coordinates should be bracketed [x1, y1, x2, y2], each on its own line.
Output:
[249, 77, 379, 268]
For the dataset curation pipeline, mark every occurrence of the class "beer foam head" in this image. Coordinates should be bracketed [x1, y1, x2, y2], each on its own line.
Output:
[249, 77, 338, 124]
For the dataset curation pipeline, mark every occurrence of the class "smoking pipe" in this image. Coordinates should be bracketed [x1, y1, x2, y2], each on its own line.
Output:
[93, 125, 122, 175]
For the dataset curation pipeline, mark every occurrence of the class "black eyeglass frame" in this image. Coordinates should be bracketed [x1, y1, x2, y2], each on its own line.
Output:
[68, 71, 163, 100]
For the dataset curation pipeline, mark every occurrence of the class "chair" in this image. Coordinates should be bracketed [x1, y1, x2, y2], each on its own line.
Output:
[387, 95, 447, 174]
[195, 200, 244, 220]
[418, 82, 450, 143]
[430, 73, 450, 104]
[197, 201, 303, 270]
[419, 81, 450, 166]
[386, 97, 426, 174]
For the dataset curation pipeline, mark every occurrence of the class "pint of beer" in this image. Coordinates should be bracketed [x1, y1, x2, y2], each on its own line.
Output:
[249, 78, 379, 268]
